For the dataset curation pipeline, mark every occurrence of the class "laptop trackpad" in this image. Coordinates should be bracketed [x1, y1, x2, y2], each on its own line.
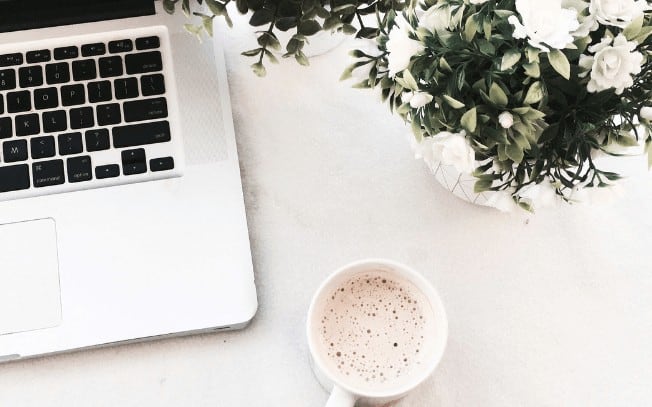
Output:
[0, 219, 62, 336]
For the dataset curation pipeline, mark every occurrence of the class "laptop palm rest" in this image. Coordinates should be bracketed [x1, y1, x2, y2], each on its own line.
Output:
[0, 218, 62, 336]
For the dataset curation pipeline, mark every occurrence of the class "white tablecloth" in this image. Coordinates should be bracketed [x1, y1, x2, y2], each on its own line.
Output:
[1, 13, 652, 407]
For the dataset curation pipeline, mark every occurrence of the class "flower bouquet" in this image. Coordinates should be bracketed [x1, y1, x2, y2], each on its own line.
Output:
[347, 0, 652, 211]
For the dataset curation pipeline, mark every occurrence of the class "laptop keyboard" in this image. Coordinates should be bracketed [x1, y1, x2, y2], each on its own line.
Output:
[0, 27, 183, 200]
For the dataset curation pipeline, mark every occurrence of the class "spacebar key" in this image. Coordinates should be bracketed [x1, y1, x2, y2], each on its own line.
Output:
[0, 164, 30, 193]
[113, 120, 171, 148]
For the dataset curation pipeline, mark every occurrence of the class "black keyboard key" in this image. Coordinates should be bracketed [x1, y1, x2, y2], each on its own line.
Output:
[140, 74, 165, 96]
[136, 36, 160, 50]
[96, 103, 121, 126]
[150, 157, 174, 172]
[125, 51, 162, 75]
[42, 110, 67, 133]
[114, 77, 139, 100]
[61, 84, 85, 106]
[85, 129, 110, 152]
[72, 59, 97, 81]
[0, 164, 29, 192]
[96, 164, 120, 179]
[34, 87, 59, 110]
[58, 132, 83, 155]
[33, 159, 64, 187]
[113, 120, 171, 148]
[0, 117, 12, 139]
[26, 50, 51, 64]
[69, 107, 94, 130]
[81, 43, 106, 57]
[7, 91, 31, 113]
[98, 56, 123, 78]
[3, 139, 28, 162]
[15, 113, 40, 137]
[109, 39, 133, 54]
[54, 46, 78, 60]
[30, 136, 56, 159]
[67, 155, 92, 183]
[19, 66, 43, 88]
[0, 94, 3, 114]
[123, 162, 147, 175]
[123, 98, 167, 123]
[0, 53, 23, 67]
[46, 62, 70, 84]
[0, 69, 16, 90]
[88, 80, 112, 103]
[121, 148, 145, 164]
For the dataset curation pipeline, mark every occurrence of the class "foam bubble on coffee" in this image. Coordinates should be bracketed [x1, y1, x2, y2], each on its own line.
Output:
[315, 270, 436, 392]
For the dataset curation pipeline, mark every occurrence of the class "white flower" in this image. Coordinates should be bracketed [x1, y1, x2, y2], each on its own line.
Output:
[424, 130, 476, 174]
[641, 107, 652, 120]
[562, 0, 599, 37]
[518, 181, 559, 209]
[498, 112, 514, 129]
[409, 92, 434, 108]
[579, 34, 643, 94]
[386, 17, 424, 77]
[484, 191, 519, 212]
[589, 0, 649, 28]
[419, 4, 463, 34]
[401, 91, 414, 104]
[508, 0, 580, 52]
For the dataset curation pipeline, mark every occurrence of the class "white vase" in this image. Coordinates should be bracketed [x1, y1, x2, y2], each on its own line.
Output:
[429, 161, 492, 206]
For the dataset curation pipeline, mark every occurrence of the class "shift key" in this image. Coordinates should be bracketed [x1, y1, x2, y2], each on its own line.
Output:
[113, 120, 171, 148]
[123, 97, 168, 123]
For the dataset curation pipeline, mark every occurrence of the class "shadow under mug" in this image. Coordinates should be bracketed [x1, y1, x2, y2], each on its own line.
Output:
[306, 259, 448, 406]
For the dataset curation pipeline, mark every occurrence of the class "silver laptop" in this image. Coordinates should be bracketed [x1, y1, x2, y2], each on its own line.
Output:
[0, 0, 257, 362]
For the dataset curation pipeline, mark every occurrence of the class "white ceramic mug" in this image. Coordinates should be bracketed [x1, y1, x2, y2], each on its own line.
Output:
[306, 259, 448, 406]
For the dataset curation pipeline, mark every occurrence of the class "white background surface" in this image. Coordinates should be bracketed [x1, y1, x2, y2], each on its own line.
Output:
[2, 12, 652, 407]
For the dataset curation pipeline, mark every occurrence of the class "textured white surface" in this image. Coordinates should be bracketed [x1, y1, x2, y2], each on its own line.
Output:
[2, 12, 652, 407]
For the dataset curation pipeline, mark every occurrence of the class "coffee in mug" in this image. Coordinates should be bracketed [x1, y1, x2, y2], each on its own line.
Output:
[307, 259, 448, 407]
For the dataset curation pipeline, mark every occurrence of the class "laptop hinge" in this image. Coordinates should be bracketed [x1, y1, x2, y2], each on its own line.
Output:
[0, 0, 155, 33]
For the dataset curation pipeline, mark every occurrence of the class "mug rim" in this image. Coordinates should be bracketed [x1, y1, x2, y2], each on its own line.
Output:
[306, 258, 448, 400]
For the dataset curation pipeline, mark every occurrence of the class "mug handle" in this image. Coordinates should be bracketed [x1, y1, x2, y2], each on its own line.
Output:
[325, 385, 357, 407]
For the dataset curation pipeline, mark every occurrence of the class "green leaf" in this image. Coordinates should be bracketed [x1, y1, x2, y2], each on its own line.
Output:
[460, 107, 477, 133]
[526, 46, 540, 63]
[205, 0, 225, 15]
[402, 69, 418, 90]
[474, 179, 493, 193]
[505, 142, 524, 163]
[241, 48, 262, 57]
[443, 95, 465, 109]
[523, 62, 540, 78]
[501, 49, 521, 71]
[483, 19, 492, 40]
[439, 57, 452, 73]
[548, 49, 571, 80]
[634, 26, 652, 44]
[523, 81, 543, 105]
[249, 9, 273, 26]
[295, 50, 310, 66]
[614, 132, 639, 147]
[298, 20, 321, 36]
[623, 13, 644, 40]
[251, 62, 266, 77]
[463, 14, 478, 42]
[341, 24, 357, 35]
[489, 83, 508, 107]
[276, 17, 298, 31]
